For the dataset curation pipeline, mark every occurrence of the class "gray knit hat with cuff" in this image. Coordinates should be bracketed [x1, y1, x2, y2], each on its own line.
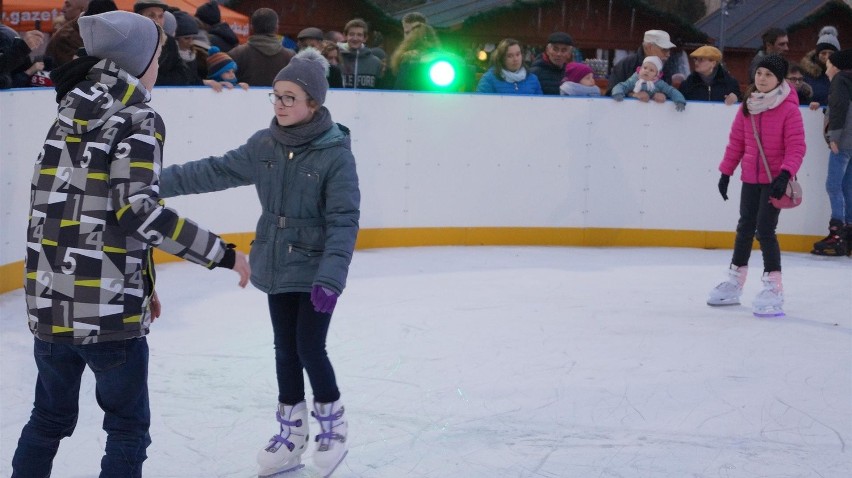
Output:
[79, 11, 160, 78]
[273, 48, 330, 105]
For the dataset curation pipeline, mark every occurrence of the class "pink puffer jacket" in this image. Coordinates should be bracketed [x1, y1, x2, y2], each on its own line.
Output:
[719, 87, 806, 184]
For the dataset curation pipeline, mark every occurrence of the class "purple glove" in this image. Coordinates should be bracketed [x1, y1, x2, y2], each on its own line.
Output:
[310, 285, 338, 314]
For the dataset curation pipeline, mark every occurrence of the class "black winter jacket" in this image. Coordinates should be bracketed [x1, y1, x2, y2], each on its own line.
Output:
[529, 54, 565, 95]
[679, 65, 741, 102]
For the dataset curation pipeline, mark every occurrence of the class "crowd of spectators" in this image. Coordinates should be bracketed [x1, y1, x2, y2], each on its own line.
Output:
[0, 1, 845, 114]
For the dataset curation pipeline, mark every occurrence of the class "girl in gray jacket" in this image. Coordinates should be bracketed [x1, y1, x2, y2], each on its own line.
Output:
[159, 49, 359, 478]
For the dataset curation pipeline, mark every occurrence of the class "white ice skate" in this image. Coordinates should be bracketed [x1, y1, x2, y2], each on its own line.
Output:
[753, 271, 784, 317]
[311, 400, 348, 478]
[707, 264, 747, 306]
[257, 401, 309, 478]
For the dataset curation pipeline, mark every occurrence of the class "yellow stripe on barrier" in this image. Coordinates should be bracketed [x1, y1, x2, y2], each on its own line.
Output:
[0, 229, 826, 294]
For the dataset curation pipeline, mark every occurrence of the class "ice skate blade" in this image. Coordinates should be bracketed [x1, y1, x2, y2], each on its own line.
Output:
[259, 463, 305, 478]
[810, 249, 845, 256]
[707, 299, 740, 306]
[753, 310, 785, 318]
[317, 450, 348, 478]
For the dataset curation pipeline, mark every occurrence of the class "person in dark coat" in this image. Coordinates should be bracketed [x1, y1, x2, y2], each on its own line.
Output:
[679, 45, 740, 105]
[608, 29, 680, 96]
[338, 18, 383, 89]
[44, 0, 90, 68]
[0, 26, 45, 89]
[529, 31, 574, 95]
[811, 49, 852, 256]
[228, 8, 294, 86]
[786, 64, 814, 106]
[174, 10, 207, 81]
[748, 27, 789, 80]
[390, 21, 443, 90]
[195, 0, 238, 52]
[800, 26, 840, 108]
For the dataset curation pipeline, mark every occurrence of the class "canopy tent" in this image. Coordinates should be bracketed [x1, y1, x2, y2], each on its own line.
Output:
[1, 0, 249, 42]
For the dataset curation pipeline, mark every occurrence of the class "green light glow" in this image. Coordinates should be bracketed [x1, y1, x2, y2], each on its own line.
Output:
[429, 60, 456, 87]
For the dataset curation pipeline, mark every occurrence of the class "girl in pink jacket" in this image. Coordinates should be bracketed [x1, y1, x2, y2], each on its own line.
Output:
[708, 54, 806, 317]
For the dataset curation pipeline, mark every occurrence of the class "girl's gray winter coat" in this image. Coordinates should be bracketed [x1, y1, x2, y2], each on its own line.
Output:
[159, 123, 360, 295]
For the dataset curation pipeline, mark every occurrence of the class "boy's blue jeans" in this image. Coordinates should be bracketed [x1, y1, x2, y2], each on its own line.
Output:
[826, 149, 852, 223]
[12, 336, 151, 478]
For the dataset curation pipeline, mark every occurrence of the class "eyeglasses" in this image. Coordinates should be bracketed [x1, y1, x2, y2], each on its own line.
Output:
[268, 93, 307, 107]
[786, 76, 804, 84]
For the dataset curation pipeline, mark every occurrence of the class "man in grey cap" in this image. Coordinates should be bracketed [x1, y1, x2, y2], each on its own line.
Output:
[530, 31, 575, 95]
[11, 10, 249, 477]
[297, 27, 324, 51]
[296, 26, 343, 87]
[228, 7, 294, 86]
[607, 29, 679, 96]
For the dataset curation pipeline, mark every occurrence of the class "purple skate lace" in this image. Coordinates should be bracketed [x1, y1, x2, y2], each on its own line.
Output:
[266, 411, 303, 452]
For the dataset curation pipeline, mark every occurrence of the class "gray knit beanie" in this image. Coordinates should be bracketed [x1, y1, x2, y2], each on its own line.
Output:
[273, 48, 330, 105]
[174, 10, 199, 37]
[79, 11, 160, 78]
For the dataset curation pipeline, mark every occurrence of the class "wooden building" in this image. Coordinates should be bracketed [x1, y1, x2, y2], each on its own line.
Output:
[697, 0, 852, 89]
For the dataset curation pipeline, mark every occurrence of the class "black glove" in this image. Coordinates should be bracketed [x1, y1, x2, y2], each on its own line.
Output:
[770, 170, 791, 200]
[718, 174, 730, 201]
[216, 243, 238, 269]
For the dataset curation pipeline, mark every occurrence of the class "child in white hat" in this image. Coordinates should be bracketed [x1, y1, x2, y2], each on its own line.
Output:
[611, 55, 687, 111]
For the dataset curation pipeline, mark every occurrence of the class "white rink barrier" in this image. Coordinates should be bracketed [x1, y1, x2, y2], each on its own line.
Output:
[0, 87, 831, 291]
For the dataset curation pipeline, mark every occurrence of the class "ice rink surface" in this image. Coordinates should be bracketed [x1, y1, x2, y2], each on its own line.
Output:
[1, 246, 850, 478]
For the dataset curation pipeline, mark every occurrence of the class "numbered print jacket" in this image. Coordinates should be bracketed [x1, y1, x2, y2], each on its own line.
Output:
[26, 59, 229, 345]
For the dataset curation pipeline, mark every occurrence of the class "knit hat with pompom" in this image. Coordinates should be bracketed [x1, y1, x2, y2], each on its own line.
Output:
[207, 46, 237, 81]
[273, 48, 330, 105]
[816, 26, 841, 53]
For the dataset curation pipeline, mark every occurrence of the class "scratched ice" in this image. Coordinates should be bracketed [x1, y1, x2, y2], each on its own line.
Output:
[2, 247, 850, 477]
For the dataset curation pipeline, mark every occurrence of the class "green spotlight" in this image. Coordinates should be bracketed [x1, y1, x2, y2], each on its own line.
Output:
[429, 60, 456, 87]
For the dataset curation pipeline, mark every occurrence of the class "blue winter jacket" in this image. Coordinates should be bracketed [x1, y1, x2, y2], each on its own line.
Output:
[476, 68, 543, 95]
[159, 123, 360, 295]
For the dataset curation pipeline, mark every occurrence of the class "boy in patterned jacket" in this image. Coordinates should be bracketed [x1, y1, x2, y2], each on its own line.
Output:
[11, 11, 249, 477]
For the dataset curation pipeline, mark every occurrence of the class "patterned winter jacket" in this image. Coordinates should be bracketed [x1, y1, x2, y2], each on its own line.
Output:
[159, 120, 360, 296]
[719, 85, 806, 184]
[26, 59, 230, 345]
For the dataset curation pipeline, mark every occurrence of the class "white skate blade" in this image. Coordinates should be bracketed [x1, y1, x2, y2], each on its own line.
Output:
[753, 307, 785, 318]
[317, 450, 348, 478]
[259, 462, 304, 478]
[707, 298, 740, 306]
